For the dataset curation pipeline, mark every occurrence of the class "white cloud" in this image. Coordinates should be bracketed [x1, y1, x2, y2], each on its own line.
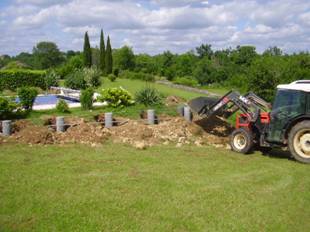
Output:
[0, 0, 309, 55]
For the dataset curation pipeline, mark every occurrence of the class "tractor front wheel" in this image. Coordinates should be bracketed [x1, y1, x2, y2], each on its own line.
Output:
[288, 121, 310, 164]
[230, 128, 254, 154]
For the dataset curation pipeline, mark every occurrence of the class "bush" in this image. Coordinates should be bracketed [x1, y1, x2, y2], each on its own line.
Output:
[98, 87, 134, 108]
[45, 70, 60, 89]
[173, 76, 198, 87]
[84, 68, 101, 87]
[56, 99, 70, 113]
[120, 70, 155, 82]
[17, 87, 38, 110]
[113, 68, 119, 77]
[135, 87, 162, 106]
[108, 74, 116, 82]
[65, 69, 87, 90]
[0, 97, 19, 120]
[80, 88, 94, 110]
[0, 69, 46, 91]
[56, 55, 83, 79]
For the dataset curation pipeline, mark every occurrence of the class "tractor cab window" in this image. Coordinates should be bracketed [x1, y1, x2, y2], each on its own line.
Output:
[271, 89, 305, 119]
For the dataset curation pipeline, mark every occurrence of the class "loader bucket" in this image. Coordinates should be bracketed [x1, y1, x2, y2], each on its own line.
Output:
[188, 96, 219, 114]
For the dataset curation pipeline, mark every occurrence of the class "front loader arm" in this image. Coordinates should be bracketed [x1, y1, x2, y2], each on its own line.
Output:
[188, 91, 261, 122]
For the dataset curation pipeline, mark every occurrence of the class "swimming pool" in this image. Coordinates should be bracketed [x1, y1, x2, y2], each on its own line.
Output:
[16, 95, 79, 106]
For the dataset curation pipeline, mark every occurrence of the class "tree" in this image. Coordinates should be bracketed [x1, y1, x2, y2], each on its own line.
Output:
[105, 36, 113, 74]
[248, 56, 285, 101]
[193, 56, 215, 85]
[99, 29, 106, 73]
[83, 32, 92, 68]
[15, 52, 35, 68]
[196, 44, 213, 59]
[114, 46, 135, 71]
[232, 46, 257, 66]
[32, 42, 64, 69]
[263, 46, 283, 56]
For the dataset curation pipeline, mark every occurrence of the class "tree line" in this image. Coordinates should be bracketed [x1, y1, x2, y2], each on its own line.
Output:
[0, 35, 309, 101]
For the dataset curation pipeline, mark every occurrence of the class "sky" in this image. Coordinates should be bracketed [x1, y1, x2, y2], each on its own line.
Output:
[0, 0, 309, 56]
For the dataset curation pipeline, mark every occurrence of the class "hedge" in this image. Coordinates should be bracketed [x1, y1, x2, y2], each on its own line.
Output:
[0, 69, 47, 91]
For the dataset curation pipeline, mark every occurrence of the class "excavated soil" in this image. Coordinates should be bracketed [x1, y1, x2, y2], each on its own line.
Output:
[6, 115, 232, 149]
[165, 95, 186, 106]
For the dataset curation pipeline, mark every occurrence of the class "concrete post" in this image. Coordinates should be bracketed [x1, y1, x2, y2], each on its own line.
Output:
[2, 120, 11, 136]
[177, 105, 184, 116]
[105, 112, 113, 128]
[56, 116, 65, 132]
[147, 109, 155, 125]
[184, 106, 192, 122]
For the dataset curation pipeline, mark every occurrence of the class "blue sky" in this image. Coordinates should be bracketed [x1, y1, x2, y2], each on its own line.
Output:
[0, 0, 309, 55]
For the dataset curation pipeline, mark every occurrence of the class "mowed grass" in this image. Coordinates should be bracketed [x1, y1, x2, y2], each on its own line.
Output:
[100, 78, 204, 100]
[0, 143, 310, 231]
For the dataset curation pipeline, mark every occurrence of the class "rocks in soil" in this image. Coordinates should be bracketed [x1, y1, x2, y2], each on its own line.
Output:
[3, 115, 232, 149]
[12, 125, 55, 144]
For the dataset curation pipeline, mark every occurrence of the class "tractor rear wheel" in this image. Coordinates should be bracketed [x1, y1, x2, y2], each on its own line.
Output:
[288, 121, 310, 164]
[230, 128, 254, 154]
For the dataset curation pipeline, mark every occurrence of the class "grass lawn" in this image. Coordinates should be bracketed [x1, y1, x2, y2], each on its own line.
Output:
[0, 143, 309, 231]
[99, 78, 205, 100]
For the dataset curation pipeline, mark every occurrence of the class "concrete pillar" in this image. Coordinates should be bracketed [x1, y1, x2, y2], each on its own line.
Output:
[184, 106, 192, 122]
[105, 112, 113, 128]
[56, 116, 65, 132]
[177, 105, 184, 116]
[2, 120, 11, 136]
[147, 109, 155, 125]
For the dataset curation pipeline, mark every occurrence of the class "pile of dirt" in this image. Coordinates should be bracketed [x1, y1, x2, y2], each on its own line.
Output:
[12, 125, 55, 144]
[108, 115, 231, 149]
[4, 115, 232, 149]
[55, 122, 109, 146]
[12, 120, 31, 132]
[165, 95, 186, 106]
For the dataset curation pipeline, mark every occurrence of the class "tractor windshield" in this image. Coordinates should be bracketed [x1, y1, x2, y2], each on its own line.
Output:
[272, 89, 305, 118]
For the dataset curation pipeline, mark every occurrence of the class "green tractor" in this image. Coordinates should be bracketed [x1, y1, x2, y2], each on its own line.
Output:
[188, 80, 310, 163]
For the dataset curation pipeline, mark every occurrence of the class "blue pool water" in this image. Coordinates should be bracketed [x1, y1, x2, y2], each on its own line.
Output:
[16, 95, 79, 106]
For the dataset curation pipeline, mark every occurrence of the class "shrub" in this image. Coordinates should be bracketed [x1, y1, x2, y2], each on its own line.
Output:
[98, 87, 134, 108]
[84, 68, 101, 87]
[17, 87, 38, 110]
[120, 70, 155, 82]
[113, 68, 119, 77]
[135, 87, 162, 106]
[0, 69, 46, 91]
[65, 69, 87, 90]
[173, 76, 198, 87]
[0, 97, 19, 120]
[56, 55, 83, 79]
[80, 88, 94, 110]
[56, 99, 70, 113]
[45, 70, 60, 89]
[108, 74, 116, 82]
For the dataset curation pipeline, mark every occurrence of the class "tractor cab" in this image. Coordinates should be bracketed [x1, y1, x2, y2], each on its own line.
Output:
[267, 81, 310, 144]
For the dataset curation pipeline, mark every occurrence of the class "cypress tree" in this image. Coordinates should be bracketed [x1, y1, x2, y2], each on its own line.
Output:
[83, 32, 92, 68]
[99, 29, 106, 73]
[105, 36, 113, 74]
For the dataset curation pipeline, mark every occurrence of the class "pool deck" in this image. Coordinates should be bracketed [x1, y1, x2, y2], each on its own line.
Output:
[33, 102, 107, 110]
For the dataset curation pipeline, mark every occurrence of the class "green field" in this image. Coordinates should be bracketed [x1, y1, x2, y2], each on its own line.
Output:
[99, 78, 205, 100]
[0, 143, 309, 231]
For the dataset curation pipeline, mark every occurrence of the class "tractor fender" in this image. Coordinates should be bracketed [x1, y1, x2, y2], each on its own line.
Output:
[283, 115, 310, 140]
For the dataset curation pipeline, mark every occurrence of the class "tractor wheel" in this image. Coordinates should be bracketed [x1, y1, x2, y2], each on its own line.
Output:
[288, 121, 310, 164]
[230, 128, 254, 154]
